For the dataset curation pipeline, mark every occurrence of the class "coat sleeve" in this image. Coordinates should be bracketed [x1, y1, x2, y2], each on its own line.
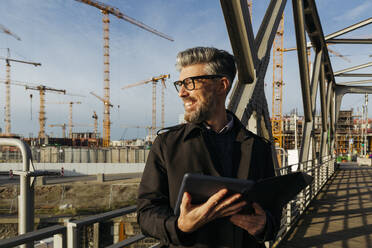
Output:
[137, 136, 195, 246]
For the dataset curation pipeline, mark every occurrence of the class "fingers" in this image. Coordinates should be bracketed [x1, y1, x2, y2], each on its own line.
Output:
[214, 193, 242, 212]
[180, 192, 191, 213]
[205, 188, 228, 210]
[219, 200, 247, 217]
[252, 202, 265, 215]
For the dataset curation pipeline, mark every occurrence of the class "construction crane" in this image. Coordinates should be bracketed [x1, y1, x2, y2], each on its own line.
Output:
[0, 23, 21, 41]
[49, 124, 67, 138]
[272, 15, 284, 150]
[0, 79, 68, 138]
[92, 111, 98, 136]
[48, 101, 82, 138]
[75, 0, 174, 147]
[25, 86, 67, 138]
[122, 74, 170, 139]
[272, 21, 352, 152]
[0, 50, 41, 135]
[90, 91, 113, 145]
[121, 125, 153, 141]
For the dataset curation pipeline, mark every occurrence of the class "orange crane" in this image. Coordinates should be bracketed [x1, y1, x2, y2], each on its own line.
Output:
[25, 86, 67, 139]
[0, 79, 67, 138]
[122, 74, 170, 139]
[75, 0, 174, 147]
[272, 15, 284, 149]
[90, 91, 112, 145]
[49, 124, 67, 138]
[0, 23, 21, 41]
[0, 50, 41, 135]
[48, 101, 82, 138]
[272, 21, 351, 151]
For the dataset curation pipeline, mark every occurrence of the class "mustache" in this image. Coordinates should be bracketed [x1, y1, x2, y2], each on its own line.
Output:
[183, 97, 196, 104]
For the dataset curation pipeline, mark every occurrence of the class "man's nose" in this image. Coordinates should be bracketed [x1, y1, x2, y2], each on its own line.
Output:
[178, 84, 188, 97]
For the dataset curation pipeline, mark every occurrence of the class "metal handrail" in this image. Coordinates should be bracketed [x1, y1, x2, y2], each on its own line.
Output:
[272, 155, 336, 247]
[67, 205, 143, 248]
[0, 225, 66, 248]
[0, 138, 34, 248]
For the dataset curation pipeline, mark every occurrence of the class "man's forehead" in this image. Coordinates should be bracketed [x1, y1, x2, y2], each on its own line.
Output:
[179, 64, 207, 80]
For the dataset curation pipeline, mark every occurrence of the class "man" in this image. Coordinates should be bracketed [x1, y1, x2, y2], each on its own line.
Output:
[137, 47, 281, 247]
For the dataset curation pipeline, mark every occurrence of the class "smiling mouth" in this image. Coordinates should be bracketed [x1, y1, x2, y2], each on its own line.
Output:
[184, 101, 196, 110]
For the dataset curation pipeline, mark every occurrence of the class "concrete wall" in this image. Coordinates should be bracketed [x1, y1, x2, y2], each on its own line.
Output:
[357, 157, 372, 166]
[0, 163, 145, 176]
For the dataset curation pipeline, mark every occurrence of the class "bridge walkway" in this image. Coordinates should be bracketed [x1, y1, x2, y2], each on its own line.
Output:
[279, 163, 372, 248]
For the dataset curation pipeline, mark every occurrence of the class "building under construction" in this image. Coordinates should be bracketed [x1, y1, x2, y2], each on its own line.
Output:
[280, 109, 371, 156]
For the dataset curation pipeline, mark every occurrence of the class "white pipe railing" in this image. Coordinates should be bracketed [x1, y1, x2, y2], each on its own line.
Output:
[272, 154, 336, 247]
[0, 138, 34, 248]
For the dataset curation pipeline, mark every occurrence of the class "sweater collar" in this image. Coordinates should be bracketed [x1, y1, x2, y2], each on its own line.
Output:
[182, 110, 252, 142]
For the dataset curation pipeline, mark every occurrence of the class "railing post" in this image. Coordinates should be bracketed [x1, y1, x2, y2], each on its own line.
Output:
[54, 232, 66, 248]
[286, 202, 291, 232]
[0, 138, 34, 248]
[67, 222, 79, 248]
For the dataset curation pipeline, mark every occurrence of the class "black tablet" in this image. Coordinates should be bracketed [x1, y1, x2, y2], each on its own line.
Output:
[173, 172, 314, 216]
[174, 173, 254, 215]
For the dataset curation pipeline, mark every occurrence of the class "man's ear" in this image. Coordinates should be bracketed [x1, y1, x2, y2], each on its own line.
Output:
[218, 77, 230, 95]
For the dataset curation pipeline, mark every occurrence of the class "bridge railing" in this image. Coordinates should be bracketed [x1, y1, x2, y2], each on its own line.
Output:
[0, 138, 336, 248]
[273, 155, 336, 246]
[0, 224, 66, 248]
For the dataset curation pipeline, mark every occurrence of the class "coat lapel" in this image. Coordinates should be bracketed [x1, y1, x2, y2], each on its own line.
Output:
[235, 130, 254, 180]
[186, 127, 221, 177]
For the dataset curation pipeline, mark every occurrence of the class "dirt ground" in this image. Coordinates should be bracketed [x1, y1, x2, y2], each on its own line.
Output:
[0, 177, 141, 215]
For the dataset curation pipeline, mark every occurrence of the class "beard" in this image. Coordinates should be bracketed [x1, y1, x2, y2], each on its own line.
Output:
[184, 91, 217, 123]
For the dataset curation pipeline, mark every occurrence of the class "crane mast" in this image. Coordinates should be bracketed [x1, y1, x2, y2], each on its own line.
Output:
[122, 74, 170, 139]
[0, 52, 41, 135]
[49, 101, 82, 138]
[272, 15, 284, 150]
[75, 0, 173, 147]
[25, 85, 66, 138]
[49, 124, 67, 138]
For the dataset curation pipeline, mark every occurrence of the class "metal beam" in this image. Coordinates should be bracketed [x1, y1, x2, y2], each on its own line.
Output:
[220, 0, 257, 84]
[299, 50, 322, 163]
[336, 73, 372, 78]
[226, 0, 287, 122]
[334, 85, 372, 121]
[319, 62, 327, 131]
[303, 0, 335, 87]
[334, 61, 372, 76]
[326, 82, 334, 136]
[337, 79, 372, 85]
[319, 62, 328, 161]
[255, 0, 287, 60]
[326, 38, 372, 44]
[292, 0, 312, 122]
[325, 17, 372, 40]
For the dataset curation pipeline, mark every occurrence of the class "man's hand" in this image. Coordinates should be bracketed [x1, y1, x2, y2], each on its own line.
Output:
[229, 202, 267, 236]
[177, 189, 246, 233]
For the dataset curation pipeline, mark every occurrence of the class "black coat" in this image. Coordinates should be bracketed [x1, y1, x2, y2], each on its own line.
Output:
[137, 114, 281, 247]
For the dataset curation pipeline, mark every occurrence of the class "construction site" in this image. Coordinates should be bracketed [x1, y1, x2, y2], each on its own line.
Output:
[0, 0, 370, 163]
[0, 0, 372, 247]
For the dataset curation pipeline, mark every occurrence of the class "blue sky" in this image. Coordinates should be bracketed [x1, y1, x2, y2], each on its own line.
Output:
[0, 0, 371, 140]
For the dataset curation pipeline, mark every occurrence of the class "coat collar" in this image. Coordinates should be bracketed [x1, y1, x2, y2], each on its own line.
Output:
[182, 110, 253, 142]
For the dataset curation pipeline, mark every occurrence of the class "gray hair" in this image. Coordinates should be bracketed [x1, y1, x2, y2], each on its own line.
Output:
[176, 47, 236, 93]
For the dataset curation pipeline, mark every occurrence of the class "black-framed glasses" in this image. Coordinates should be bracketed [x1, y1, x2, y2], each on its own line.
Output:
[173, 74, 226, 92]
